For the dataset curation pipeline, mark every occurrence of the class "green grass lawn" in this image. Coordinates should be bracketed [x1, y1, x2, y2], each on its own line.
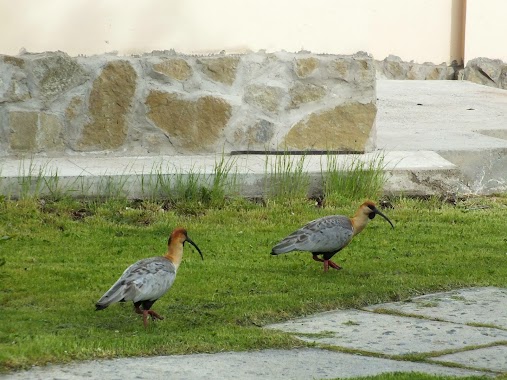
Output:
[1, 195, 506, 375]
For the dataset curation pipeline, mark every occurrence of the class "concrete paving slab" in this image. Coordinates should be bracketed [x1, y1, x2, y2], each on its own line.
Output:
[431, 345, 507, 373]
[0, 151, 454, 178]
[376, 80, 507, 152]
[1, 348, 490, 380]
[375, 80, 507, 194]
[365, 287, 507, 330]
[265, 309, 507, 356]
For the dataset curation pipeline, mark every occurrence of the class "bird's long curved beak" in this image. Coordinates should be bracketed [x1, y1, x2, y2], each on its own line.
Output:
[375, 209, 394, 229]
[186, 237, 204, 260]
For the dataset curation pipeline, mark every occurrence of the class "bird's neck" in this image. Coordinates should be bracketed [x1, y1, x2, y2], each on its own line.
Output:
[164, 244, 184, 270]
[350, 211, 370, 236]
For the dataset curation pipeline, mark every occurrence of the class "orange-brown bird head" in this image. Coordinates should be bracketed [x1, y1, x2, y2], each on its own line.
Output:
[168, 228, 204, 260]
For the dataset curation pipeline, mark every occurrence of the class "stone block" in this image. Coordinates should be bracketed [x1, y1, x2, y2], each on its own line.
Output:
[39, 113, 64, 151]
[330, 59, 349, 80]
[146, 91, 232, 152]
[244, 84, 286, 114]
[233, 119, 275, 149]
[0, 56, 31, 103]
[198, 56, 240, 85]
[2, 55, 25, 68]
[379, 55, 407, 79]
[328, 55, 376, 86]
[27, 52, 88, 103]
[77, 60, 137, 150]
[284, 102, 376, 151]
[8, 111, 38, 152]
[153, 58, 192, 81]
[500, 69, 507, 89]
[464, 57, 507, 89]
[352, 57, 376, 83]
[294, 57, 319, 78]
[289, 82, 326, 108]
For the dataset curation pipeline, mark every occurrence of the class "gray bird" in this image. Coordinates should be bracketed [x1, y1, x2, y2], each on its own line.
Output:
[95, 228, 203, 327]
[271, 201, 394, 271]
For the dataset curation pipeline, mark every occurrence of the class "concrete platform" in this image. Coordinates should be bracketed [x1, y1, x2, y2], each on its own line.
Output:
[0, 150, 462, 198]
[265, 309, 507, 356]
[6, 288, 505, 379]
[376, 80, 507, 194]
[1, 80, 507, 197]
[365, 287, 507, 329]
[266, 287, 506, 377]
[1, 348, 489, 380]
[432, 346, 507, 373]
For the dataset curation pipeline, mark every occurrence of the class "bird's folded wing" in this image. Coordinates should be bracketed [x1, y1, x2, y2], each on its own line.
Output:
[97, 257, 176, 306]
[273, 215, 353, 253]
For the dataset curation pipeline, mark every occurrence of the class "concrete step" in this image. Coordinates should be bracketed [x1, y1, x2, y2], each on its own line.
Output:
[0, 151, 464, 199]
[376, 80, 507, 195]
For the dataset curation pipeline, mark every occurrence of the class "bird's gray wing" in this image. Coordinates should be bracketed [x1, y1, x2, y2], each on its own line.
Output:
[96, 257, 176, 308]
[272, 215, 353, 254]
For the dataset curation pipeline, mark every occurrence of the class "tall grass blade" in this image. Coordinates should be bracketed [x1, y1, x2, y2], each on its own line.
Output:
[323, 152, 386, 205]
[265, 150, 310, 203]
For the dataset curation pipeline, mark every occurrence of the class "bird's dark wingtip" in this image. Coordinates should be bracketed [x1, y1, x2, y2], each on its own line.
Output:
[95, 304, 107, 311]
[270, 251, 278, 256]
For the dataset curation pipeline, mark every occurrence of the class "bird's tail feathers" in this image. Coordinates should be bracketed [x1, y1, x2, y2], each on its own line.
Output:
[271, 240, 296, 255]
[95, 303, 108, 311]
[95, 281, 128, 311]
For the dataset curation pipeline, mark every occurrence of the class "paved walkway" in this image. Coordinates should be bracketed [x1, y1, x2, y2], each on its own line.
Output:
[4, 287, 506, 379]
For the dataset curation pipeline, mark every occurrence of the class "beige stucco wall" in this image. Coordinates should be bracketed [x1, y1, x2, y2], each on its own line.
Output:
[464, 0, 507, 64]
[2, 0, 465, 64]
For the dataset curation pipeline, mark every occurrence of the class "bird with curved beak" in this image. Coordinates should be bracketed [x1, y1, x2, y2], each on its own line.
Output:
[95, 228, 203, 327]
[271, 201, 394, 272]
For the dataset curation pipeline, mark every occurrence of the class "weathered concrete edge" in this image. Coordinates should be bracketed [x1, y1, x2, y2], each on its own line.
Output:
[0, 151, 471, 199]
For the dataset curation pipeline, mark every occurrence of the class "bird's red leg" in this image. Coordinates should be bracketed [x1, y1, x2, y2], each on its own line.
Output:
[323, 260, 329, 272]
[138, 310, 164, 327]
[134, 305, 162, 327]
[147, 310, 164, 321]
[133, 305, 150, 327]
[328, 260, 342, 270]
[142, 310, 150, 327]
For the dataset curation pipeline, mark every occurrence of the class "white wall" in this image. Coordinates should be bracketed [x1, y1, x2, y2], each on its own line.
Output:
[464, 0, 507, 64]
[1, 0, 465, 64]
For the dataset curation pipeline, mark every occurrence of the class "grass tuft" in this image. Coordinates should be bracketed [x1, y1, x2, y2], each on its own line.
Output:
[323, 152, 386, 205]
[139, 154, 239, 214]
[264, 151, 310, 203]
[17, 157, 46, 199]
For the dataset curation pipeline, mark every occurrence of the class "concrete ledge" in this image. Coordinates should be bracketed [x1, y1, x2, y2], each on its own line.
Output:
[0, 151, 465, 199]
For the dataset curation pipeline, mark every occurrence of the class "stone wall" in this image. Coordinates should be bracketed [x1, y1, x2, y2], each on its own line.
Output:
[375, 55, 459, 80]
[0, 51, 377, 158]
[463, 57, 507, 90]
[375, 55, 507, 90]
